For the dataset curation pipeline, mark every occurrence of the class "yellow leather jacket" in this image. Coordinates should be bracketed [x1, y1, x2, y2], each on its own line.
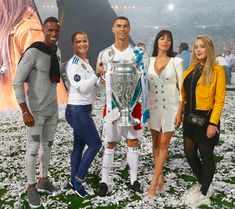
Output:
[181, 64, 226, 125]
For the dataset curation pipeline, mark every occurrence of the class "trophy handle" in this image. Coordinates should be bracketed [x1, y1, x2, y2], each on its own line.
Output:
[143, 48, 150, 70]
[130, 78, 142, 108]
[112, 92, 122, 110]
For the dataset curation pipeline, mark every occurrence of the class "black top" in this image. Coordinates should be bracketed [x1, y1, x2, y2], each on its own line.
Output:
[184, 65, 202, 113]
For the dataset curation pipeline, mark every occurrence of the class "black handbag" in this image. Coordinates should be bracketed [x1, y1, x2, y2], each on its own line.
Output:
[187, 112, 209, 127]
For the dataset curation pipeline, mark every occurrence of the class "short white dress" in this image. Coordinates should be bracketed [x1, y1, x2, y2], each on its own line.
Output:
[147, 57, 184, 132]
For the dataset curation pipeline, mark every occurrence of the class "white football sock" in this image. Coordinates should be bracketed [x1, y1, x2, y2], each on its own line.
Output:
[101, 147, 115, 184]
[127, 146, 139, 185]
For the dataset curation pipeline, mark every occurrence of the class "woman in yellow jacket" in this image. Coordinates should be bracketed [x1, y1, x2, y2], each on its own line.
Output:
[181, 35, 226, 207]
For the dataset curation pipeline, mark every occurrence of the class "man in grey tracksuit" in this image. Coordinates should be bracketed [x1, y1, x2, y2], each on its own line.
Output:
[13, 17, 61, 208]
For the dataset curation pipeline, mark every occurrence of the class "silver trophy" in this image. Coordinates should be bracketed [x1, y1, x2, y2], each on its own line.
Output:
[110, 60, 141, 126]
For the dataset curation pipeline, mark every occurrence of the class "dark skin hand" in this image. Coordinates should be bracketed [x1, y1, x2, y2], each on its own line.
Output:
[19, 102, 35, 127]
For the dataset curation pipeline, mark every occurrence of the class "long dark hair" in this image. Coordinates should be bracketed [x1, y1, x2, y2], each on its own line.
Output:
[152, 30, 174, 57]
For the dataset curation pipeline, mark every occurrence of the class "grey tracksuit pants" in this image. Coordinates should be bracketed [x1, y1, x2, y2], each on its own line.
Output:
[25, 112, 58, 184]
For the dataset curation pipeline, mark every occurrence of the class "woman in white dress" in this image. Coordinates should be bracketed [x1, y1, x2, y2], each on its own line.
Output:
[147, 30, 184, 198]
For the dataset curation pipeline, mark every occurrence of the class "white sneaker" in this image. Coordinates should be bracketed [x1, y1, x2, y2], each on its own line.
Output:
[183, 191, 211, 206]
[182, 183, 201, 203]
[183, 190, 201, 205]
[193, 193, 211, 207]
[189, 183, 200, 194]
[207, 187, 213, 197]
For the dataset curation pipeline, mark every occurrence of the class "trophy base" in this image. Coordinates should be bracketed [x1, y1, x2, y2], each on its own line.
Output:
[113, 116, 139, 127]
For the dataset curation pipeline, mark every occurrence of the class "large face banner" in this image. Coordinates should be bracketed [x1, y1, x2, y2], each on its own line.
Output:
[0, 0, 119, 110]
[0, 0, 42, 110]
[0, 0, 68, 110]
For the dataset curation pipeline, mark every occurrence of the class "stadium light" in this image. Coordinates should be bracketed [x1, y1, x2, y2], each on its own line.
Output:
[168, 4, 174, 11]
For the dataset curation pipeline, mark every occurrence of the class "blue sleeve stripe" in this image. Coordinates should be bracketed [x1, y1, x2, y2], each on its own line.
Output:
[72, 56, 80, 64]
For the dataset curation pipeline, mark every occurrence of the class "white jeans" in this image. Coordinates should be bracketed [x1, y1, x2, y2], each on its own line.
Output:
[25, 112, 58, 184]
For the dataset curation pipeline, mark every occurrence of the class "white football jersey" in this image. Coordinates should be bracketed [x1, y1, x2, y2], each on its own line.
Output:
[66, 55, 99, 105]
[97, 44, 134, 66]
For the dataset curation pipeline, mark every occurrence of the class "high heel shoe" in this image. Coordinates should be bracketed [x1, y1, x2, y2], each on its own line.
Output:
[147, 184, 157, 199]
[156, 174, 165, 193]
[147, 178, 158, 199]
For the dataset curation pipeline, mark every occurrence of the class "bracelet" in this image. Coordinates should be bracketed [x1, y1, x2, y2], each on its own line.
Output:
[22, 111, 30, 116]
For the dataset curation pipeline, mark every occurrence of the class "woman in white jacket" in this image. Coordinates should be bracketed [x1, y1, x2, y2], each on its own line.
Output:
[147, 30, 184, 198]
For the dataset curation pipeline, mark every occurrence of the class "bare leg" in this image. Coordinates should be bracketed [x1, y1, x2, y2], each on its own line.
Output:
[150, 130, 165, 191]
[151, 129, 160, 161]
[147, 131, 173, 198]
[157, 173, 165, 192]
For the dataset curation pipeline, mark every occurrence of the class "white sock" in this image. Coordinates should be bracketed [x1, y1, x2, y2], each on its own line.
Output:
[127, 146, 139, 185]
[101, 147, 115, 184]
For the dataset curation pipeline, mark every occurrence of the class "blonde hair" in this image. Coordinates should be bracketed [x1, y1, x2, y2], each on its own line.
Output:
[191, 35, 216, 85]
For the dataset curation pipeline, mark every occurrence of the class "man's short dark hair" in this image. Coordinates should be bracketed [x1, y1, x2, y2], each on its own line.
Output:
[113, 16, 130, 26]
[43, 16, 60, 26]
[179, 42, 189, 50]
